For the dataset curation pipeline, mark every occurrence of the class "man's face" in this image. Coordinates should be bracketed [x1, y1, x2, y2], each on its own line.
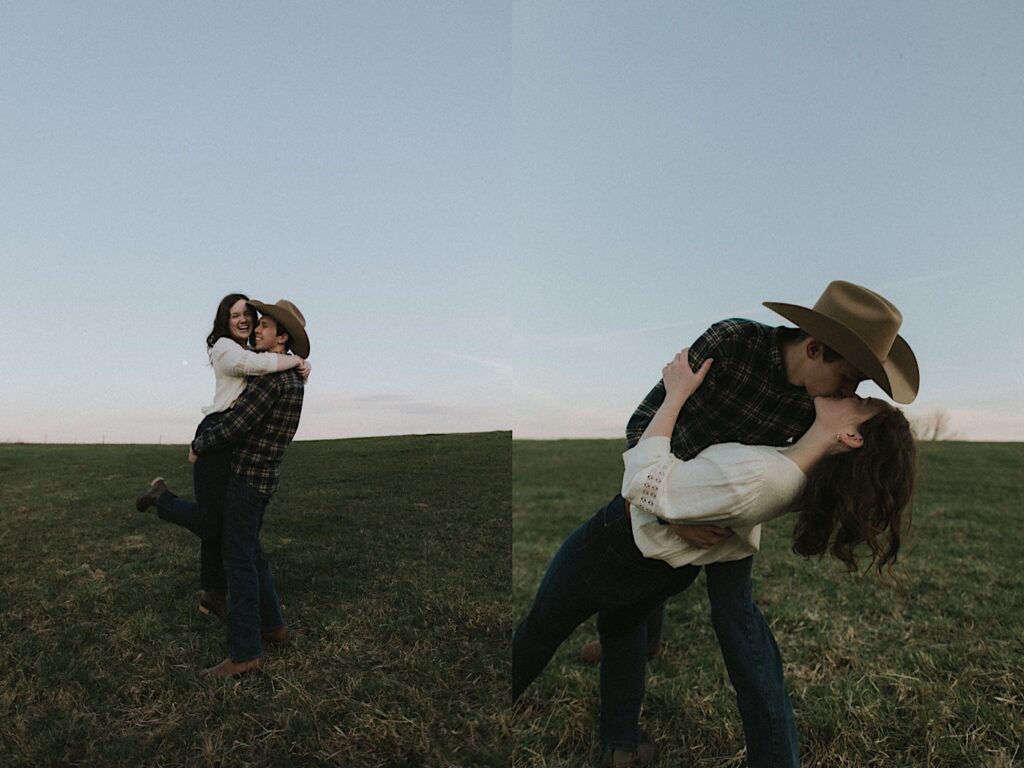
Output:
[802, 356, 864, 398]
[254, 316, 285, 352]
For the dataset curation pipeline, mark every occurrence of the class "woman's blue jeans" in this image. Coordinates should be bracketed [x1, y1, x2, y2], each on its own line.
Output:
[154, 413, 229, 593]
[512, 495, 799, 766]
[513, 496, 700, 750]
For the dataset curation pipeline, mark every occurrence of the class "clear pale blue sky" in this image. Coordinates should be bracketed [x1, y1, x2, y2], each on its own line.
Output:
[2, 2, 512, 443]
[2, 3, 1022, 443]
[510, 1, 1024, 442]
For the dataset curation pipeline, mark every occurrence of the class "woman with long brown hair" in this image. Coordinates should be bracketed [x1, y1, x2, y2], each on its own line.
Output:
[513, 348, 916, 767]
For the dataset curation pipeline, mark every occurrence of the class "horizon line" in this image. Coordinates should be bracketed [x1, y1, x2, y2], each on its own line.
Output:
[0, 429, 512, 447]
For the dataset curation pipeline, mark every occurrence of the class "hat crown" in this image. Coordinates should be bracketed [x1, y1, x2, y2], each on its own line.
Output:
[813, 281, 902, 361]
[274, 300, 305, 328]
[247, 298, 310, 358]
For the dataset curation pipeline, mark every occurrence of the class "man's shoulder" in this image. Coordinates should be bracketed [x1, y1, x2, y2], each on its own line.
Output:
[706, 318, 772, 338]
[698, 319, 775, 353]
[247, 368, 303, 386]
[268, 368, 306, 402]
[238, 370, 301, 404]
[244, 372, 277, 389]
[279, 367, 305, 390]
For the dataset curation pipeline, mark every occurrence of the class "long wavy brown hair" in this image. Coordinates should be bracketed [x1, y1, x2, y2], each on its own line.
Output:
[792, 404, 917, 575]
[206, 293, 254, 349]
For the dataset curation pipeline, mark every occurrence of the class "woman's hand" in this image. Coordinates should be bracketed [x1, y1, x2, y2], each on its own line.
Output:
[297, 359, 312, 381]
[662, 348, 713, 401]
[637, 348, 713, 443]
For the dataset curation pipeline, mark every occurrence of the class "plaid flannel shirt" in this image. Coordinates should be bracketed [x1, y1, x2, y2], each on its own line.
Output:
[192, 369, 304, 497]
[626, 319, 815, 461]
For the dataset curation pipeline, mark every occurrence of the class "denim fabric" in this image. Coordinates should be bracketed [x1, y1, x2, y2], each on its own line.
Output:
[513, 496, 799, 764]
[704, 557, 799, 768]
[155, 413, 229, 592]
[645, 600, 666, 651]
[222, 476, 283, 662]
[512, 495, 700, 751]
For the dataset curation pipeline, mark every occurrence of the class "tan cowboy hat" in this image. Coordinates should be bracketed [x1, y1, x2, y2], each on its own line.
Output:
[764, 280, 919, 404]
[247, 299, 310, 359]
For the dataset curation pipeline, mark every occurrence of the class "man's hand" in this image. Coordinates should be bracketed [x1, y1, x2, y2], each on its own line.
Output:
[667, 523, 733, 549]
[188, 447, 198, 465]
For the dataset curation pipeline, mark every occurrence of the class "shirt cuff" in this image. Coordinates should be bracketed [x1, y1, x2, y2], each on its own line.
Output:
[622, 436, 675, 517]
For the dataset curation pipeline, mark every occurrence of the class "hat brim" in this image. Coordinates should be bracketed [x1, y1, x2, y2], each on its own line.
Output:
[763, 301, 919, 404]
[248, 301, 310, 359]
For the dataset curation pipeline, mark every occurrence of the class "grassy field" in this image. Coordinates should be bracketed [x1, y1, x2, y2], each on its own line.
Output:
[512, 439, 1024, 767]
[0, 432, 511, 768]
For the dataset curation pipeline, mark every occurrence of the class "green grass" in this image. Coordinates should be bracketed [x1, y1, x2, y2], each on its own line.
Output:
[512, 440, 1024, 767]
[0, 432, 511, 768]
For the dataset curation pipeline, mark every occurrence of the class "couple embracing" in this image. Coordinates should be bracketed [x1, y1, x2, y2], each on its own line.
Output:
[135, 294, 309, 678]
[514, 280, 919, 767]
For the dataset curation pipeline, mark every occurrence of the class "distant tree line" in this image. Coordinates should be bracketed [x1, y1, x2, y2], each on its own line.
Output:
[911, 409, 956, 441]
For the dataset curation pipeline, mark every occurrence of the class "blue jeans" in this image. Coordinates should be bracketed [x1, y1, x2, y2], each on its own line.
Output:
[155, 413, 229, 592]
[513, 495, 799, 766]
[512, 495, 700, 751]
[635, 562, 799, 767]
[645, 601, 666, 652]
[222, 476, 284, 662]
[703, 557, 799, 768]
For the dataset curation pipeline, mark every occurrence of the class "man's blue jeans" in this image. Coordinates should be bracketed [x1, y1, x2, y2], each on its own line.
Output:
[704, 559, 799, 768]
[512, 495, 799, 766]
[155, 413, 229, 592]
[222, 476, 284, 662]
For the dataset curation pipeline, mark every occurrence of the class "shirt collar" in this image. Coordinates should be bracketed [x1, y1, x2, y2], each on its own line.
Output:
[770, 325, 801, 392]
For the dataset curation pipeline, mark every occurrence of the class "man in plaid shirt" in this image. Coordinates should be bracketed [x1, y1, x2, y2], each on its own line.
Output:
[190, 299, 309, 679]
[615, 319, 845, 766]
[587, 281, 917, 767]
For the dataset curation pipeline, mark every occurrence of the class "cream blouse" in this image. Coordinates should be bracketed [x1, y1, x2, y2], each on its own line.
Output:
[621, 436, 806, 568]
[201, 337, 280, 415]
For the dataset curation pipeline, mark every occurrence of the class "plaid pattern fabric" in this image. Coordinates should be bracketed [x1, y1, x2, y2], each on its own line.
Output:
[625, 319, 815, 460]
[192, 369, 304, 497]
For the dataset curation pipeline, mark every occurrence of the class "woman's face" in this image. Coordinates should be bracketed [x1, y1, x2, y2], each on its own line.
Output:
[228, 299, 255, 345]
[814, 395, 885, 430]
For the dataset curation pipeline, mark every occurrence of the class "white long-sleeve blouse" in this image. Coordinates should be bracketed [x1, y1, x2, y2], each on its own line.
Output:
[620, 436, 806, 568]
[201, 337, 280, 415]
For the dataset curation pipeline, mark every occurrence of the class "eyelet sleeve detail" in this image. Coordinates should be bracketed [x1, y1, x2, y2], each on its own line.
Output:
[633, 455, 676, 517]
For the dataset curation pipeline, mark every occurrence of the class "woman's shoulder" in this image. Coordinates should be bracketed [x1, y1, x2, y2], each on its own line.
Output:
[702, 443, 801, 474]
[693, 443, 777, 485]
[696, 444, 804, 515]
[210, 336, 240, 352]
[208, 336, 253, 369]
[699, 442, 768, 462]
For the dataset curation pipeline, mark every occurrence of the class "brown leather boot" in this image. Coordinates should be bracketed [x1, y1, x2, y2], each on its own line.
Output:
[598, 731, 657, 767]
[262, 625, 289, 645]
[198, 590, 228, 623]
[199, 657, 264, 678]
[135, 477, 168, 512]
[580, 639, 603, 664]
[580, 640, 663, 664]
